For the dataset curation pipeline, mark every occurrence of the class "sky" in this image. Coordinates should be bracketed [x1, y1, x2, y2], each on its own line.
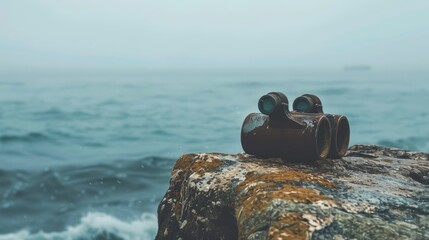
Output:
[0, 1, 428, 71]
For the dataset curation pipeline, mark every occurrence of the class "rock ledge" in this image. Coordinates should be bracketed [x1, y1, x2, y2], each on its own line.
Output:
[156, 145, 429, 240]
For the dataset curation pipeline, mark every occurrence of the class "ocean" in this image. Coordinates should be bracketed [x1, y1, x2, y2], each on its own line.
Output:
[0, 69, 428, 239]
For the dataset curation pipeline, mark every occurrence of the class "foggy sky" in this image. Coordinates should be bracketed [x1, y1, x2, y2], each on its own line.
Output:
[1, 1, 428, 70]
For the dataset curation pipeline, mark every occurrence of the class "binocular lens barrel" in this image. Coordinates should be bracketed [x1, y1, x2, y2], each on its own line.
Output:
[317, 118, 331, 159]
[328, 115, 350, 158]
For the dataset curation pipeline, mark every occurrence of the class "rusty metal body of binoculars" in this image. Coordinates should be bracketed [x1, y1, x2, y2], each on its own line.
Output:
[241, 92, 350, 161]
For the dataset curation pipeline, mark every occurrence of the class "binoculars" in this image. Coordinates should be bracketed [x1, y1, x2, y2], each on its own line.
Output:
[241, 92, 350, 161]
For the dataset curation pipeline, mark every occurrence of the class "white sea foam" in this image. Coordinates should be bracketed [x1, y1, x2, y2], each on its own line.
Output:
[0, 212, 157, 240]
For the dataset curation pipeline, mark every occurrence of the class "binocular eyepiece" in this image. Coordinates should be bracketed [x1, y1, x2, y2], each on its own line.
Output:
[293, 94, 323, 113]
[258, 92, 287, 115]
[241, 92, 350, 161]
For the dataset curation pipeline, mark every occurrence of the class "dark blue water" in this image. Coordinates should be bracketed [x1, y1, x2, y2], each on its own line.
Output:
[0, 70, 428, 239]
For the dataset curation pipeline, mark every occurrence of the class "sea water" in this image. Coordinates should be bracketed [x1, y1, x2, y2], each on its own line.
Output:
[0, 69, 428, 239]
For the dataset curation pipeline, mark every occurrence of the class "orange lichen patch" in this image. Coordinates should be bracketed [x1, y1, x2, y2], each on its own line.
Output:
[268, 212, 309, 240]
[164, 154, 197, 222]
[173, 154, 197, 172]
[235, 171, 335, 228]
[173, 154, 223, 175]
[238, 170, 336, 189]
[168, 154, 224, 221]
[190, 157, 223, 174]
[238, 182, 333, 220]
[275, 184, 332, 203]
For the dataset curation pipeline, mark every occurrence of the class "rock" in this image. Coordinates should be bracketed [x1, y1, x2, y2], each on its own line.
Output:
[155, 145, 429, 240]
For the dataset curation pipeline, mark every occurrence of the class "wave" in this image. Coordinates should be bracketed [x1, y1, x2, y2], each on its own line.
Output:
[0, 156, 172, 236]
[378, 136, 429, 152]
[0, 133, 52, 143]
[32, 108, 99, 121]
[0, 131, 105, 147]
[0, 212, 157, 240]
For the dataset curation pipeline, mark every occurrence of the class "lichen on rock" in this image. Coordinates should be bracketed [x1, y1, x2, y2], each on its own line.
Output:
[156, 145, 429, 240]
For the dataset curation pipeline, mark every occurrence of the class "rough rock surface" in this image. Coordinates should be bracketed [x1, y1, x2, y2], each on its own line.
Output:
[156, 145, 429, 240]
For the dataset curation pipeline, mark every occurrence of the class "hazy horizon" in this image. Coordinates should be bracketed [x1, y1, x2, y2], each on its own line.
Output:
[1, 1, 428, 71]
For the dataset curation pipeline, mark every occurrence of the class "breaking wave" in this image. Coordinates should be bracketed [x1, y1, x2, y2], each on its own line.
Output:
[0, 212, 157, 240]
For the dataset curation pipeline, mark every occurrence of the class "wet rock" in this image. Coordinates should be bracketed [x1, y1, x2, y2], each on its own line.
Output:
[156, 145, 429, 240]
